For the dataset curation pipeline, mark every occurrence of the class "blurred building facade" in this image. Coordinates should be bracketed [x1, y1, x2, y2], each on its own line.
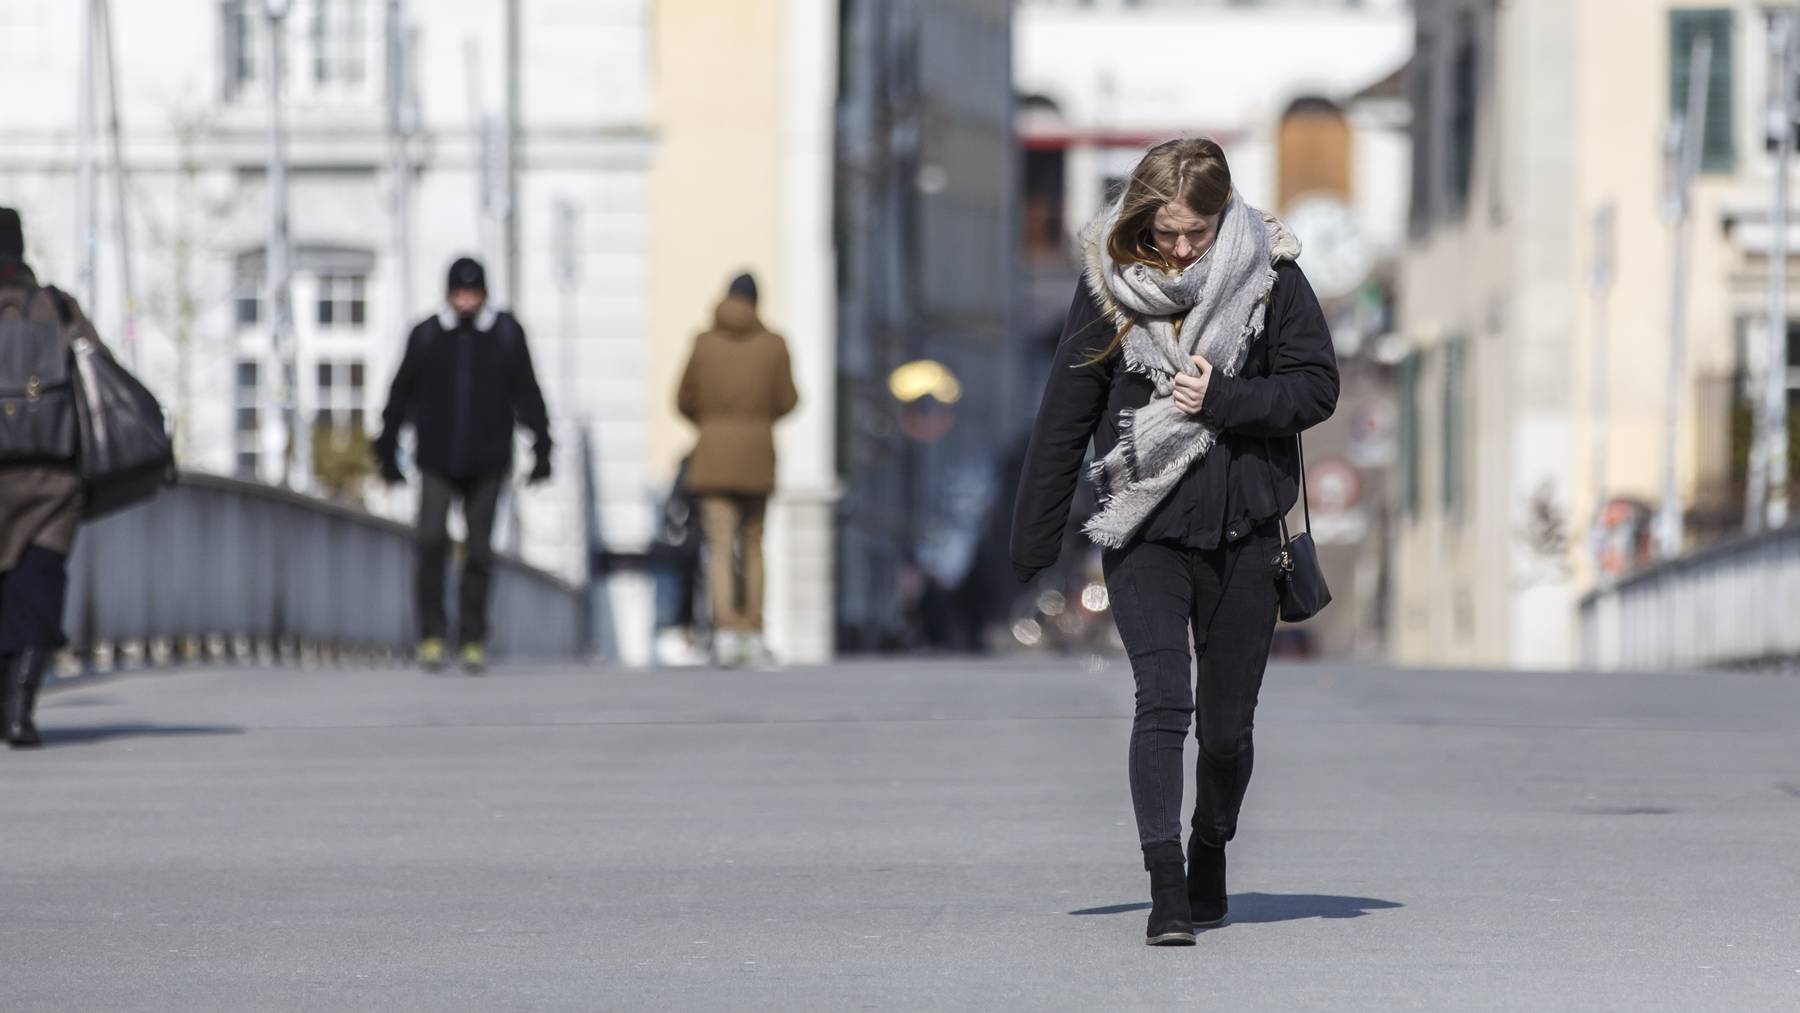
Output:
[0, 0, 665, 660]
[834, 0, 1016, 651]
[1012, 0, 1414, 658]
[644, 0, 839, 664]
[1396, 0, 1800, 668]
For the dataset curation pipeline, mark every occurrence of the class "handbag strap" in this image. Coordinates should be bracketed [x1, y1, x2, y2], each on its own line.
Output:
[1257, 291, 1312, 548]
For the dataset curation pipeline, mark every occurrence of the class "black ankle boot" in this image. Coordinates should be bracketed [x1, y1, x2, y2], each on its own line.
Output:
[1186, 836, 1228, 927]
[1145, 856, 1195, 946]
[5, 647, 46, 749]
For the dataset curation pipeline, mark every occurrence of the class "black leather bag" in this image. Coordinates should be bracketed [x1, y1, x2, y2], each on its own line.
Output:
[69, 335, 175, 520]
[1270, 434, 1332, 623]
[0, 289, 79, 466]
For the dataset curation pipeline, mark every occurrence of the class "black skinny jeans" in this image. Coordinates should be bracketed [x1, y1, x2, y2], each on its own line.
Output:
[1103, 522, 1282, 864]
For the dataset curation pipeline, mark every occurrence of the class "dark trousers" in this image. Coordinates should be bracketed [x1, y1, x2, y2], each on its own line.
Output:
[1102, 523, 1282, 861]
[416, 471, 503, 646]
[0, 545, 70, 654]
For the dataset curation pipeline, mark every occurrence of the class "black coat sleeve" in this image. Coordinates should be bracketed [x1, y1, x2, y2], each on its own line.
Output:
[1198, 261, 1340, 438]
[375, 323, 428, 452]
[1008, 283, 1117, 582]
[506, 316, 553, 455]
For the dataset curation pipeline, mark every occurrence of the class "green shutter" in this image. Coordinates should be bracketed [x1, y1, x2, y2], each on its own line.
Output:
[1441, 339, 1468, 517]
[1398, 353, 1422, 518]
[1670, 9, 1736, 174]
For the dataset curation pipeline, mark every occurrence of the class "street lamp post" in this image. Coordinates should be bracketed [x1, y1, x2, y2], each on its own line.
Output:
[264, 0, 301, 488]
[1756, 10, 1798, 532]
[387, 0, 417, 327]
[76, 0, 98, 311]
[1657, 35, 1712, 560]
[1589, 204, 1615, 579]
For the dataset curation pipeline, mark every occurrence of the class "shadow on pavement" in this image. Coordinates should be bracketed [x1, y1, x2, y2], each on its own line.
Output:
[1224, 892, 1403, 923]
[37, 724, 246, 747]
[1069, 902, 1153, 916]
[1071, 893, 1403, 923]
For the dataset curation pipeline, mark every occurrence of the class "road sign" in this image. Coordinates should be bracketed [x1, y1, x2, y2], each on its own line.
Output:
[1307, 456, 1362, 515]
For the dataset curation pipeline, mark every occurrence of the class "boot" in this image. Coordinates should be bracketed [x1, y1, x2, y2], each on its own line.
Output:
[1144, 854, 1195, 946]
[1186, 836, 1228, 928]
[5, 647, 47, 749]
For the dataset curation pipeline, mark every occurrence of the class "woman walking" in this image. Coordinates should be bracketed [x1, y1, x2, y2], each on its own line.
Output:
[1010, 139, 1338, 945]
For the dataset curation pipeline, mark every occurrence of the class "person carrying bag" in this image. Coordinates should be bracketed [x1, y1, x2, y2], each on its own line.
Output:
[0, 207, 172, 748]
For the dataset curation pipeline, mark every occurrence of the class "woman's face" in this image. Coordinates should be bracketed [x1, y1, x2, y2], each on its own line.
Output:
[1149, 202, 1221, 271]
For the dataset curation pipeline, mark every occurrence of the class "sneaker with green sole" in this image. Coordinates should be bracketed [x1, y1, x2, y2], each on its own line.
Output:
[418, 638, 447, 671]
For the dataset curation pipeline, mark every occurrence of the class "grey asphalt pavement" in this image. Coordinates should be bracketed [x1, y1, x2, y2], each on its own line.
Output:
[2, 655, 1798, 1011]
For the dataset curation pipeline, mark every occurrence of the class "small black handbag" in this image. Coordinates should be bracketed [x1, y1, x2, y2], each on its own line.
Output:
[1258, 290, 1330, 623]
[1270, 433, 1331, 622]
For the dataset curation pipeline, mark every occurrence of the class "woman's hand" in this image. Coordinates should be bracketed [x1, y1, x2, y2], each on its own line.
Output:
[1171, 355, 1213, 416]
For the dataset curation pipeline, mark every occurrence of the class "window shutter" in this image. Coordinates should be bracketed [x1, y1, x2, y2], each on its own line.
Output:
[1398, 352, 1423, 518]
[1441, 339, 1468, 517]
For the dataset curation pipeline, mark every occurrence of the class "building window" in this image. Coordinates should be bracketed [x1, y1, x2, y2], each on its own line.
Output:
[310, 0, 368, 87]
[1440, 338, 1468, 517]
[234, 275, 261, 327]
[1670, 9, 1736, 173]
[1022, 147, 1068, 258]
[235, 358, 262, 478]
[1409, 29, 1435, 235]
[316, 275, 366, 328]
[313, 358, 367, 434]
[1278, 97, 1352, 210]
[1448, 18, 1478, 211]
[221, 0, 262, 100]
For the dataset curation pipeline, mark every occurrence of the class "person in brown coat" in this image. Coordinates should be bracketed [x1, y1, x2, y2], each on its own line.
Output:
[0, 208, 103, 747]
[676, 273, 798, 667]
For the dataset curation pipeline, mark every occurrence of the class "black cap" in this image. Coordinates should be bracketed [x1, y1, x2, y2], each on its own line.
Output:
[727, 272, 758, 305]
[447, 256, 487, 293]
[0, 208, 22, 262]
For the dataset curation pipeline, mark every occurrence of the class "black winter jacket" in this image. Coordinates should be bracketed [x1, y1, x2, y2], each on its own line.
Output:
[375, 306, 552, 480]
[1010, 260, 1339, 580]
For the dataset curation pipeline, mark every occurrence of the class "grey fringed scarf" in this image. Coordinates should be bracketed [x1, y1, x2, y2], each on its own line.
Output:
[1081, 193, 1302, 548]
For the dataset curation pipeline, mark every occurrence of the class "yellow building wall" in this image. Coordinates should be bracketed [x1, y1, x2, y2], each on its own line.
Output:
[646, 0, 788, 486]
[1575, 0, 1787, 565]
[1394, 0, 1787, 667]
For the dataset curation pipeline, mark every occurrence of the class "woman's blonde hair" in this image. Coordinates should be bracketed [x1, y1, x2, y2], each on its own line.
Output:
[1080, 138, 1234, 365]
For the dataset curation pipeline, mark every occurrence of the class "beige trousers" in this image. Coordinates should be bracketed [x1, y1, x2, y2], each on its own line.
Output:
[700, 494, 768, 633]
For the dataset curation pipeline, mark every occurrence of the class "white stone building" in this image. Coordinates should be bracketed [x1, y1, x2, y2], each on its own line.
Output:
[0, 0, 660, 657]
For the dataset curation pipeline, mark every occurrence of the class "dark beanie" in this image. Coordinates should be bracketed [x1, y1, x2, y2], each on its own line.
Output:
[727, 272, 758, 305]
[0, 208, 22, 261]
[447, 256, 487, 293]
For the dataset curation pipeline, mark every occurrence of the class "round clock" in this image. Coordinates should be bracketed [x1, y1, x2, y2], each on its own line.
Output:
[1283, 194, 1374, 301]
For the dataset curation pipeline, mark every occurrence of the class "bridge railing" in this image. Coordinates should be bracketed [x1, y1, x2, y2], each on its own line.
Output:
[65, 473, 585, 665]
[1580, 523, 1800, 672]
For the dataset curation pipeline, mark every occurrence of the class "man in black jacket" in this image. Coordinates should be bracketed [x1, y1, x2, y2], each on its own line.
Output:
[373, 257, 552, 673]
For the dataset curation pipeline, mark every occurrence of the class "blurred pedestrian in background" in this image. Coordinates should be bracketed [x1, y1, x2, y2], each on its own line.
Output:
[1011, 139, 1339, 945]
[373, 256, 553, 674]
[648, 454, 708, 666]
[0, 208, 103, 747]
[676, 272, 798, 668]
